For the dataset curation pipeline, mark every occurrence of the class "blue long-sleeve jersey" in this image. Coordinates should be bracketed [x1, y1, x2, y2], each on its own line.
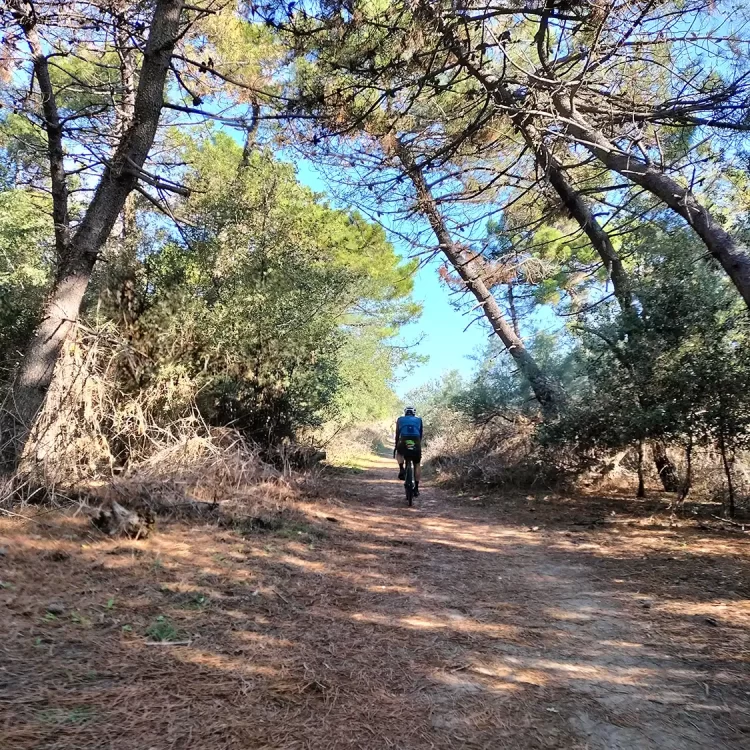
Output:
[395, 415, 423, 444]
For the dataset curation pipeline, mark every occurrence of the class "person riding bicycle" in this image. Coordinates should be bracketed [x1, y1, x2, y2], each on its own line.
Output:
[394, 405, 423, 497]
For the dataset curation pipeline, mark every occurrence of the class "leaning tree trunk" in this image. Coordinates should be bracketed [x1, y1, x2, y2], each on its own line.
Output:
[436, 34, 684, 482]
[553, 97, 750, 311]
[425, 1, 750, 309]
[396, 142, 564, 417]
[7, 0, 185, 467]
[422, 0, 636, 313]
[533, 134, 681, 490]
[532, 140, 635, 313]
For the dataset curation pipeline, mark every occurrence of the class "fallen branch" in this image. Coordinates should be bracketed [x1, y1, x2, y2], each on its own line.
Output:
[710, 514, 748, 530]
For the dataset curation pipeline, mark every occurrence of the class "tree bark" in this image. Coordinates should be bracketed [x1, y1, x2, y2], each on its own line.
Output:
[636, 438, 646, 498]
[443, 33, 681, 480]
[8, 0, 185, 464]
[678, 432, 693, 504]
[421, 6, 685, 483]
[651, 440, 679, 493]
[396, 141, 564, 416]
[532, 139, 635, 312]
[240, 101, 261, 169]
[507, 284, 521, 338]
[10, 0, 70, 263]
[553, 97, 750, 310]
[718, 425, 736, 518]
[114, 5, 140, 323]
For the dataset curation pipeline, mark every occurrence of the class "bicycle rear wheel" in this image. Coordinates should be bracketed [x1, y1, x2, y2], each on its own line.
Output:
[405, 461, 414, 506]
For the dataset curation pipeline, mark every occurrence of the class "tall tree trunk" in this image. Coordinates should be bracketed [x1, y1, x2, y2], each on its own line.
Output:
[507, 284, 521, 338]
[114, 7, 139, 324]
[636, 438, 646, 498]
[7, 0, 185, 466]
[718, 425, 736, 518]
[678, 432, 693, 504]
[421, 1, 636, 313]
[240, 101, 261, 169]
[553, 97, 750, 310]
[395, 141, 564, 416]
[651, 441, 679, 493]
[10, 0, 70, 264]
[426, 13, 685, 483]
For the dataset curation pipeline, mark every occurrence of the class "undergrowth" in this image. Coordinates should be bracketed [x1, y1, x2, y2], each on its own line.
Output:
[0, 323, 322, 525]
[423, 414, 750, 516]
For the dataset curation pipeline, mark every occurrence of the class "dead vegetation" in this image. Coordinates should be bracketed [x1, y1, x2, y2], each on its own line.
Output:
[424, 418, 750, 521]
[314, 420, 393, 468]
[0, 324, 313, 542]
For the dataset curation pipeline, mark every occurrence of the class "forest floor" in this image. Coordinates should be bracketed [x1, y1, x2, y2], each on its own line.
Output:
[1, 450, 749, 749]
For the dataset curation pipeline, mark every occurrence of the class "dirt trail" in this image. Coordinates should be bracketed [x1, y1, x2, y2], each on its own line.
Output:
[1, 454, 749, 749]
[329, 455, 749, 749]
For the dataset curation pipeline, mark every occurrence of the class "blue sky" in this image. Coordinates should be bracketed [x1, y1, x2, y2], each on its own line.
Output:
[295, 159, 489, 397]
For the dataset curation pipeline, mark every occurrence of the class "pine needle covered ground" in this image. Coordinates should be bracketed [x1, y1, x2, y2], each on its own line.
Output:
[1, 454, 748, 749]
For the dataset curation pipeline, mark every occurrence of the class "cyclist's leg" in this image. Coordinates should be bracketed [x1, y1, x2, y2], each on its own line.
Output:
[396, 445, 405, 479]
[414, 442, 422, 492]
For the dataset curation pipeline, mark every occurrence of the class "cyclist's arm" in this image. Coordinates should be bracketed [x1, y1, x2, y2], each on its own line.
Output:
[419, 419, 424, 439]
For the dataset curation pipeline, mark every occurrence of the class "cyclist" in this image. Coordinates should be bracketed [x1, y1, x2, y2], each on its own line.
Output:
[394, 405, 423, 497]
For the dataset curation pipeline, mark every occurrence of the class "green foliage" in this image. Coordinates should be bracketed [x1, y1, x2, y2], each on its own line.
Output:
[413, 330, 579, 438]
[0, 110, 417, 451]
[544, 226, 750, 459]
[418, 218, 750, 500]
[36, 707, 95, 726]
[0, 189, 53, 366]
[0, 114, 49, 188]
[333, 330, 402, 423]
[48, 51, 120, 112]
[145, 615, 181, 642]
[136, 134, 417, 442]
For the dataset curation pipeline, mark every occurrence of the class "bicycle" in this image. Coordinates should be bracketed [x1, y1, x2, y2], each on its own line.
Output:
[404, 456, 416, 507]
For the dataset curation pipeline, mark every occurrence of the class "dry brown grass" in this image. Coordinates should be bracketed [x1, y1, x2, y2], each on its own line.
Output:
[426, 418, 750, 518]
[0, 322, 301, 520]
[425, 416, 562, 490]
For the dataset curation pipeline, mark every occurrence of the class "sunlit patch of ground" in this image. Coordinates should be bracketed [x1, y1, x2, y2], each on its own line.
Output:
[1, 456, 748, 749]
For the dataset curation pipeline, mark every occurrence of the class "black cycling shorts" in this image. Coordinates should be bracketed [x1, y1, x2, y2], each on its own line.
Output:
[398, 437, 422, 464]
